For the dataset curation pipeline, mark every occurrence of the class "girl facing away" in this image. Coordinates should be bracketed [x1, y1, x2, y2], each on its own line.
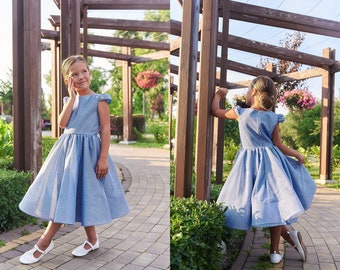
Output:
[19, 55, 130, 264]
[211, 76, 316, 264]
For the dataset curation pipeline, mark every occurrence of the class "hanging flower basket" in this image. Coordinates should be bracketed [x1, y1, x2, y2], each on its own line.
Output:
[135, 70, 162, 90]
[279, 88, 317, 112]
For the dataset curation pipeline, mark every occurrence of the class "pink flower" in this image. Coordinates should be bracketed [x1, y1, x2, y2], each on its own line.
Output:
[135, 70, 162, 90]
[280, 88, 317, 112]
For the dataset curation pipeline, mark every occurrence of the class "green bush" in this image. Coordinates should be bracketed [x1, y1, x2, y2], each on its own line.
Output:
[0, 119, 13, 157]
[0, 169, 32, 233]
[42, 136, 57, 161]
[171, 196, 226, 270]
[149, 120, 168, 143]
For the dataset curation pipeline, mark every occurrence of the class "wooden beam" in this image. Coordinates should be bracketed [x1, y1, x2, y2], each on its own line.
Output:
[226, 34, 336, 69]
[320, 48, 335, 180]
[274, 68, 324, 83]
[171, 20, 340, 70]
[228, 1, 340, 39]
[170, 19, 182, 36]
[121, 47, 133, 142]
[49, 15, 170, 33]
[41, 30, 170, 52]
[220, 59, 277, 78]
[170, 37, 181, 52]
[174, 0, 200, 198]
[195, 0, 219, 201]
[82, 0, 170, 10]
[84, 48, 168, 63]
[85, 34, 170, 50]
[70, 0, 81, 55]
[13, 0, 42, 175]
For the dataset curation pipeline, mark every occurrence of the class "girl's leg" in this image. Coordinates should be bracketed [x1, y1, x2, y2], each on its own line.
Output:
[269, 225, 283, 254]
[281, 225, 296, 246]
[83, 226, 98, 250]
[34, 221, 63, 258]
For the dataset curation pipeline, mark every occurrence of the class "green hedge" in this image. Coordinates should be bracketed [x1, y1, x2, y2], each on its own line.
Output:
[171, 196, 227, 270]
[0, 169, 32, 233]
[110, 115, 145, 140]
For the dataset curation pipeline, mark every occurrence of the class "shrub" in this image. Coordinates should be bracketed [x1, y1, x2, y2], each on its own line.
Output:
[149, 120, 168, 143]
[170, 196, 226, 270]
[0, 119, 13, 157]
[0, 169, 32, 233]
[42, 136, 57, 161]
[110, 115, 145, 140]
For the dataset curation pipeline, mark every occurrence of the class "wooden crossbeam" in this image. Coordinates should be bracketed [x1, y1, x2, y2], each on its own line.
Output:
[49, 15, 170, 33]
[41, 30, 169, 51]
[228, 1, 340, 39]
[83, 0, 170, 10]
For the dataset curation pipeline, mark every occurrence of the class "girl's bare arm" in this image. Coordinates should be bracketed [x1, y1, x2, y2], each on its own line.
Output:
[272, 124, 305, 163]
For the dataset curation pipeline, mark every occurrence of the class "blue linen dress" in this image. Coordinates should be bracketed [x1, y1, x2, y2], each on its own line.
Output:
[19, 94, 130, 226]
[217, 106, 316, 230]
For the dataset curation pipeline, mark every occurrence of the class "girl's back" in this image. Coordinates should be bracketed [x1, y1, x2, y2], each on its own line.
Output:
[236, 107, 283, 149]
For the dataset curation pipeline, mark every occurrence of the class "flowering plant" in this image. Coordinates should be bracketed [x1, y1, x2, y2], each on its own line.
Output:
[135, 70, 162, 90]
[279, 88, 317, 112]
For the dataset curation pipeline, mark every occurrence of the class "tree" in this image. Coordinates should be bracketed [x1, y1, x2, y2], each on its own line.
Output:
[0, 70, 13, 115]
[280, 98, 340, 149]
[260, 32, 306, 96]
[107, 10, 169, 118]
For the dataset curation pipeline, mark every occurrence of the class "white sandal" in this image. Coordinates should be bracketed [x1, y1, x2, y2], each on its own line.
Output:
[20, 240, 54, 264]
[72, 238, 99, 257]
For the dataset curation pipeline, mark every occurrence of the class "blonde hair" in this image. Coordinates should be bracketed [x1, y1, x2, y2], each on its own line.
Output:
[61, 55, 89, 80]
[249, 76, 277, 110]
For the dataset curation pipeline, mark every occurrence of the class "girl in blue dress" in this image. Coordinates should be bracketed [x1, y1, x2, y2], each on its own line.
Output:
[19, 55, 130, 264]
[211, 76, 316, 264]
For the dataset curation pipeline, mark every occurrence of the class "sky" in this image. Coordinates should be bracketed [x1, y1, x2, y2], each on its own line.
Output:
[1, 0, 340, 110]
[171, 0, 340, 109]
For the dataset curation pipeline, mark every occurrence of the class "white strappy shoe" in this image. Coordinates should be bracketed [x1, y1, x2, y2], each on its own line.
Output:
[269, 251, 282, 264]
[19, 240, 54, 264]
[72, 238, 99, 257]
[289, 230, 307, 261]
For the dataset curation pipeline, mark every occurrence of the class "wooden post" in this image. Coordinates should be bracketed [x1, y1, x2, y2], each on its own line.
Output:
[12, 0, 42, 176]
[82, 4, 88, 59]
[121, 47, 134, 143]
[174, 0, 200, 198]
[213, 0, 231, 185]
[51, 26, 61, 138]
[320, 48, 335, 181]
[195, 0, 219, 201]
[70, 0, 81, 55]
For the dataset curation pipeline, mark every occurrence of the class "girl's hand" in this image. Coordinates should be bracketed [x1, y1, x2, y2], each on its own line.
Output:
[68, 77, 76, 98]
[216, 88, 228, 98]
[296, 153, 305, 164]
[96, 157, 109, 179]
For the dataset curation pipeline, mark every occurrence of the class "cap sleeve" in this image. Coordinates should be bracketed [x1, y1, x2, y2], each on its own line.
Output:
[277, 113, 285, 123]
[234, 105, 242, 116]
[98, 93, 112, 105]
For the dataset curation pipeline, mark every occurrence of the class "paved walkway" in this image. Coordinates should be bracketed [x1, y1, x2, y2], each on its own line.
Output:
[231, 186, 340, 270]
[0, 144, 170, 269]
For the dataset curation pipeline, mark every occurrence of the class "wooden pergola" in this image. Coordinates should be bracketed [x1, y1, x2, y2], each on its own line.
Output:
[171, 0, 340, 200]
[12, 0, 170, 176]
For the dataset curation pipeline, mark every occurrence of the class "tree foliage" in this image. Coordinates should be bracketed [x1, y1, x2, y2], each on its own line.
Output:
[280, 98, 340, 149]
[260, 31, 306, 96]
[106, 10, 169, 118]
[0, 70, 13, 115]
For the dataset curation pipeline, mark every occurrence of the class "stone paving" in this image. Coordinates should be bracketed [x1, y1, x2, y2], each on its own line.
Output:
[0, 144, 170, 269]
[231, 186, 340, 270]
